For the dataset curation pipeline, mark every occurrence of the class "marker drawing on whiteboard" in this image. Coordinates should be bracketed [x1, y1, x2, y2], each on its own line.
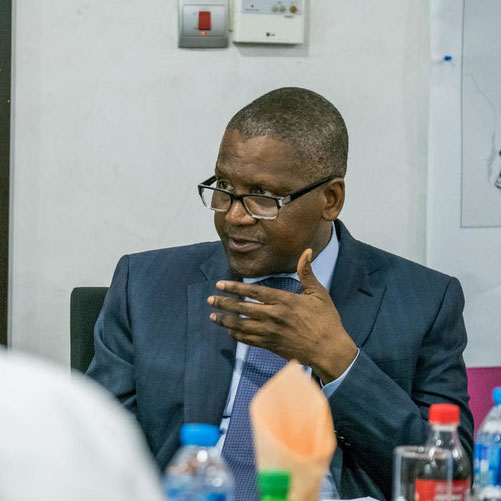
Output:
[496, 151, 501, 191]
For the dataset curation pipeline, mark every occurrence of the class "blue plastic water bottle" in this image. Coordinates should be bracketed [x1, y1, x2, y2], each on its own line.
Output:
[474, 388, 501, 501]
[163, 423, 234, 501]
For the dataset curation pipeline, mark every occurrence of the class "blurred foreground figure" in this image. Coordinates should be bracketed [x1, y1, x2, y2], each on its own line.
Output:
[0, 349, 164, 501]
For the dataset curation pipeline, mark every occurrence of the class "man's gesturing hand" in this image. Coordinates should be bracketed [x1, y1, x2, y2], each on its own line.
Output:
[207, 249, 358, 383]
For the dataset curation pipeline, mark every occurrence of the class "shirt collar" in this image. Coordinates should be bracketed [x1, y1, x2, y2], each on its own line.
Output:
[243, 223, 339, 290]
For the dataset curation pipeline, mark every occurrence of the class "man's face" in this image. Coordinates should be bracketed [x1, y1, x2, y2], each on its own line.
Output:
[214, 129, 332, 278]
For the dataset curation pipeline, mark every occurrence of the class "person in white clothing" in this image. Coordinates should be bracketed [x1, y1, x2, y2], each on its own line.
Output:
[0, 349, 164, 501]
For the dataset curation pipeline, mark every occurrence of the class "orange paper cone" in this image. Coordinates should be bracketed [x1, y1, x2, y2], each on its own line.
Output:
[250, 361, 336, 501]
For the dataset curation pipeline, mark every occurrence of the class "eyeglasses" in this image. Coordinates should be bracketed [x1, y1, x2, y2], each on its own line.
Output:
[197, 175, 335, 220]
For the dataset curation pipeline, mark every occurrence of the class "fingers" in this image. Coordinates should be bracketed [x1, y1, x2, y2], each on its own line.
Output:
[207, 295, 268, 319]
[209, 311, 263, 336]
[209, 312, 274, 350]
[297, 248, 325, 293]
[215, 280, 288, 304]
[226, 330, 264, 347]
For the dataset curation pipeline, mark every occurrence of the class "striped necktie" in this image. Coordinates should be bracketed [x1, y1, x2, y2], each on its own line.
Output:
[222, 277, 303, 501]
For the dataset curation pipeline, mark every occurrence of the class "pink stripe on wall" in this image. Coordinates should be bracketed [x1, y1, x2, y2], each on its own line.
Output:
[467, 367, 501, 436]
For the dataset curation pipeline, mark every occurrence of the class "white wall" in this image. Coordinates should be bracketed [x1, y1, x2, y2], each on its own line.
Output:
[10, 0, 430, 365]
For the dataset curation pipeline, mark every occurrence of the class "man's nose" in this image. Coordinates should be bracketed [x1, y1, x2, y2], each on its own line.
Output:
[225, 199, 256, 225]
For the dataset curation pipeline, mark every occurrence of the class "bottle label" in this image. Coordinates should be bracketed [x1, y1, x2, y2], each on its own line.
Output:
[475, 443, 501, 487]
[414, 479, 470, 501]
[207, 495, 227, 501]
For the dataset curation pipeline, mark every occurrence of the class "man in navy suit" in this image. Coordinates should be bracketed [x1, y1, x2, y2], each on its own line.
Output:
[88, 87, 473, 501]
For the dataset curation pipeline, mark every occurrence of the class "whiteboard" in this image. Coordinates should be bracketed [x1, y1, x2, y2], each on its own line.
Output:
[461, 0, 501, 228]
[428, 0, 501, 367]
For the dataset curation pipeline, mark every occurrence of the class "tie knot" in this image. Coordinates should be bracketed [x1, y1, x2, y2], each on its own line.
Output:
[257, 277, 303, 294]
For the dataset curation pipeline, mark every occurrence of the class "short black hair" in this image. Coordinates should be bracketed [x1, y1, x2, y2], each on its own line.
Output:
[227, 87, 348, 181]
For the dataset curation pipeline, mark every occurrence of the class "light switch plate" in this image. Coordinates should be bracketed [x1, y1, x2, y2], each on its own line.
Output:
[178, 0, 229, 48]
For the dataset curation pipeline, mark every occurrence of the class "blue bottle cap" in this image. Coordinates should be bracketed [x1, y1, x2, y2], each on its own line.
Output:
[493, 388, 501, 405]
[180, 423, 221, 447]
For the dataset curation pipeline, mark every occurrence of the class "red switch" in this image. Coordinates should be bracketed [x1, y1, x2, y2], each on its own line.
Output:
[198, 11, 211, 31]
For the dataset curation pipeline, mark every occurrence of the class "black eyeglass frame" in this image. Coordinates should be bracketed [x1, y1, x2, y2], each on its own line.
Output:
[197, 175, 336, 220]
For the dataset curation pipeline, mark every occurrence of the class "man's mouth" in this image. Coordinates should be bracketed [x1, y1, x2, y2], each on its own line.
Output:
[227, 236, 262, 253]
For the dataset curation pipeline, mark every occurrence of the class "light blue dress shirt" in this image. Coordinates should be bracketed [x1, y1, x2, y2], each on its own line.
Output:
[216, 224, 359, 498]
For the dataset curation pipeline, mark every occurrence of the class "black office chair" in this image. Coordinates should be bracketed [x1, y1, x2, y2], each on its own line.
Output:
[70, 287, 108, 373]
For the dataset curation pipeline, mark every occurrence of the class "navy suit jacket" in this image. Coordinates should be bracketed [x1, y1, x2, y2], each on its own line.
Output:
[87, 220, 473, 500]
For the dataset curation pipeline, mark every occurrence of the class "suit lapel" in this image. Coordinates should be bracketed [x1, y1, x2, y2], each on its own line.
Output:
[184, 248, 239, 426]
[329, 222, 386, 491]
[330, 221, 386, 348]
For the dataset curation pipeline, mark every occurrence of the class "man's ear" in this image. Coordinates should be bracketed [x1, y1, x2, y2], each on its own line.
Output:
[322, 179, 345, 221]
